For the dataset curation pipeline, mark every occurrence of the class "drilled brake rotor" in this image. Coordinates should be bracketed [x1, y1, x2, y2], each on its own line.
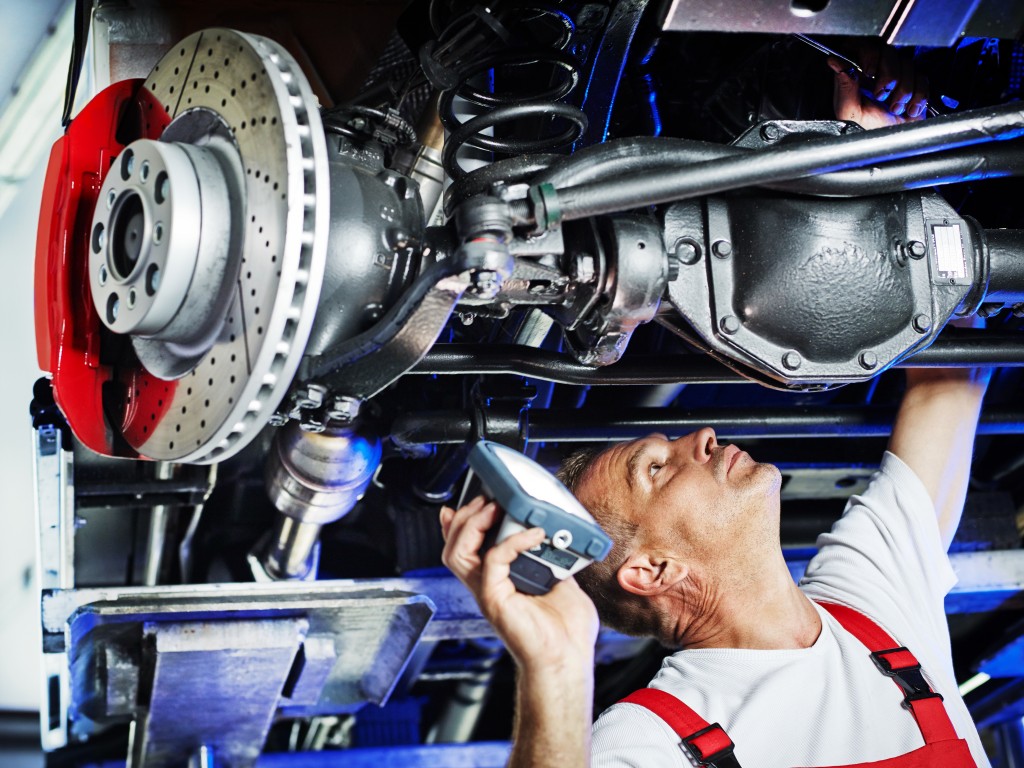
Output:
[102, 29, 328, 463]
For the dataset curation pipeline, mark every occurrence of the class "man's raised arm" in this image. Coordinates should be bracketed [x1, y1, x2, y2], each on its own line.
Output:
[888, 363, 991, 550]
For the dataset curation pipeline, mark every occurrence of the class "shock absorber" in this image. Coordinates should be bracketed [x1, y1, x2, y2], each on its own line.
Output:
[433, 4, 588, 186]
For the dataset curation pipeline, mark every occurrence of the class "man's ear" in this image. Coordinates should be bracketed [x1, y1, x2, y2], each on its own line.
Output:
[617, 552, 689, 597]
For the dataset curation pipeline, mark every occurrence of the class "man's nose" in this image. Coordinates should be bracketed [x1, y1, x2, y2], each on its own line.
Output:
[689, 427, 717, 463]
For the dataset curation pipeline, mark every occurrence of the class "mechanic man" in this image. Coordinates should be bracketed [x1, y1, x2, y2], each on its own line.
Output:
[439, 56, 993, 768]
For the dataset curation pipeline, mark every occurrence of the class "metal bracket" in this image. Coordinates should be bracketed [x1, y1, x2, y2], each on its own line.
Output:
[33, 423, 74, 751]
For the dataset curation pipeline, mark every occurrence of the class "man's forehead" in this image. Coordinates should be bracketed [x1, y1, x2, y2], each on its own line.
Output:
[579, 440, 640, 495]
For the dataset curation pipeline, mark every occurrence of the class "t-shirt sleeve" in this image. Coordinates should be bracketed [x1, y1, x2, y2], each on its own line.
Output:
[592, 702, 694, 767]
[799, 451, 957, 651]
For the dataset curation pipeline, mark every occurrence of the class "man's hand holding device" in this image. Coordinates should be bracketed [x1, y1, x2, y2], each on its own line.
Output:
[439, 440, 610, 671]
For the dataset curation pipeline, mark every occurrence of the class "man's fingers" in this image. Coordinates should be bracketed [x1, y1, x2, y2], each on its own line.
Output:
[886, 57, 915, 116]
[439, 506, 455, 541]
[858, 42, 881, 80]
[906, 74, 930, 120]
[482, 526, 546, 592]
[443, 498, 497, 560]
[873, 46, 900, 101]
[442, 495, 487, 542]
[441, 500, 501, 581]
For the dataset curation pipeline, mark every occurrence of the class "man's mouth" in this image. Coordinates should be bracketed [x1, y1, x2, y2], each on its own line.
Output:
[722, 445, 743, 477]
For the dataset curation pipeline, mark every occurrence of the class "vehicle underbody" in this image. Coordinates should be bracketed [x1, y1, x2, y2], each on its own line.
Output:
[28, 0, 1024, 764]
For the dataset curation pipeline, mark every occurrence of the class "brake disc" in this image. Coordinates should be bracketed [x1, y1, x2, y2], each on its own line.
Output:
[88, 29, 329, 463]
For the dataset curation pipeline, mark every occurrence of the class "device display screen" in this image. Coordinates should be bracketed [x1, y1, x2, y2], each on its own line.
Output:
[532, 542, 579, 570]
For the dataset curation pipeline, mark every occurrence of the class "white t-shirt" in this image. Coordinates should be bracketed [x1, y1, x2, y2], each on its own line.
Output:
[591, 452, 991, 768]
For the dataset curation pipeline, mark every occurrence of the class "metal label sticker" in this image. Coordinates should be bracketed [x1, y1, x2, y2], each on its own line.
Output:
[930, 221, 969, 283]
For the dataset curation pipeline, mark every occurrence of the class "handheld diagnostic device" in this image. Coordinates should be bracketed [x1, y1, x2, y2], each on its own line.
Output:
[468, 440, 613, 595]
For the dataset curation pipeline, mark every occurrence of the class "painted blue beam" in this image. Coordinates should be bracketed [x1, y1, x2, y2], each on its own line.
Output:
[257, 743, 514, 767]
[84, 743, 514, 768]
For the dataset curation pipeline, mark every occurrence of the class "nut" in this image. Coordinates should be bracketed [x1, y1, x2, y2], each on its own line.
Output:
[327, 396, 361, 423]
[782, 351, 802, 371]
[294, 384, 327, 410]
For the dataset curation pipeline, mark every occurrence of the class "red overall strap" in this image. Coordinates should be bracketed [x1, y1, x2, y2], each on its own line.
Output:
[620, 688, 739, 767]
[817, 602, 959, 745]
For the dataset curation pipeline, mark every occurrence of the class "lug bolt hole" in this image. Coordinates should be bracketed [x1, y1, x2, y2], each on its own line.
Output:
[140, 160, 151, 182]
[98, 264, 108, 286]
[120, 150, 135, 181]
[154, 222, 164, 244]
[92, 223, 105, 254]
[155, 171, 169, 204]
[106, 190, 116, 209]
[127, 288, 137, 309]
[107, 294, 120, 324]
[146, 264, 161, 296]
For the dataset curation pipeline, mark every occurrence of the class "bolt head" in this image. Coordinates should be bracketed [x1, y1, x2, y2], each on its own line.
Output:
[858, 351, 878, 370]
[672, 238, 700, 266]
[470, 269, 501, 298]
[267, 413, 289, 427]
[912, 314, 932, 333]
[720, 315, 741, 335]
[760, 123, 781, 142]
[782, 351, 802, 371]
[574, 254, 596, 283]
[712, 240, 733, 259]
[907, 240, 926, 259]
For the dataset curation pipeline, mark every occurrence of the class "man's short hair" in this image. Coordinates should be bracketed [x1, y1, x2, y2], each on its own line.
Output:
[557, 446, 662, 639]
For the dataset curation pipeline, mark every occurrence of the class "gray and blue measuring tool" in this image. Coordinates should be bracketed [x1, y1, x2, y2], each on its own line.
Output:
[468, 440, 613, 595]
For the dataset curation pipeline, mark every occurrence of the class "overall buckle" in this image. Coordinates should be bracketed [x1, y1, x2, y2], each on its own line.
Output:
[871, 647, 944, 706]
[682, 723, 741, 768]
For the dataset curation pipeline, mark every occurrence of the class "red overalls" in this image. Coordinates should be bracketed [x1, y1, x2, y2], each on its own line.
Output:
[619, 603, 976, 768]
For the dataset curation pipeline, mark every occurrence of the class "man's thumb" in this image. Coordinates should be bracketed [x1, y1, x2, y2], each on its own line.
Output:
[829, 57, 860, 122]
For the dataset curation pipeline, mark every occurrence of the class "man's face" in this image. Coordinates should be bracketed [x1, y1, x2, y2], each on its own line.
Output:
[576, 428, 783, 584]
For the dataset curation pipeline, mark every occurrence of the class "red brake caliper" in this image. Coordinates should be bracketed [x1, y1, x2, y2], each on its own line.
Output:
[35, 80, 174, 458]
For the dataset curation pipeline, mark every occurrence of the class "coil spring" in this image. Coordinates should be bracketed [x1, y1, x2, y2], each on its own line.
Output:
[435, 5, 588, 183]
